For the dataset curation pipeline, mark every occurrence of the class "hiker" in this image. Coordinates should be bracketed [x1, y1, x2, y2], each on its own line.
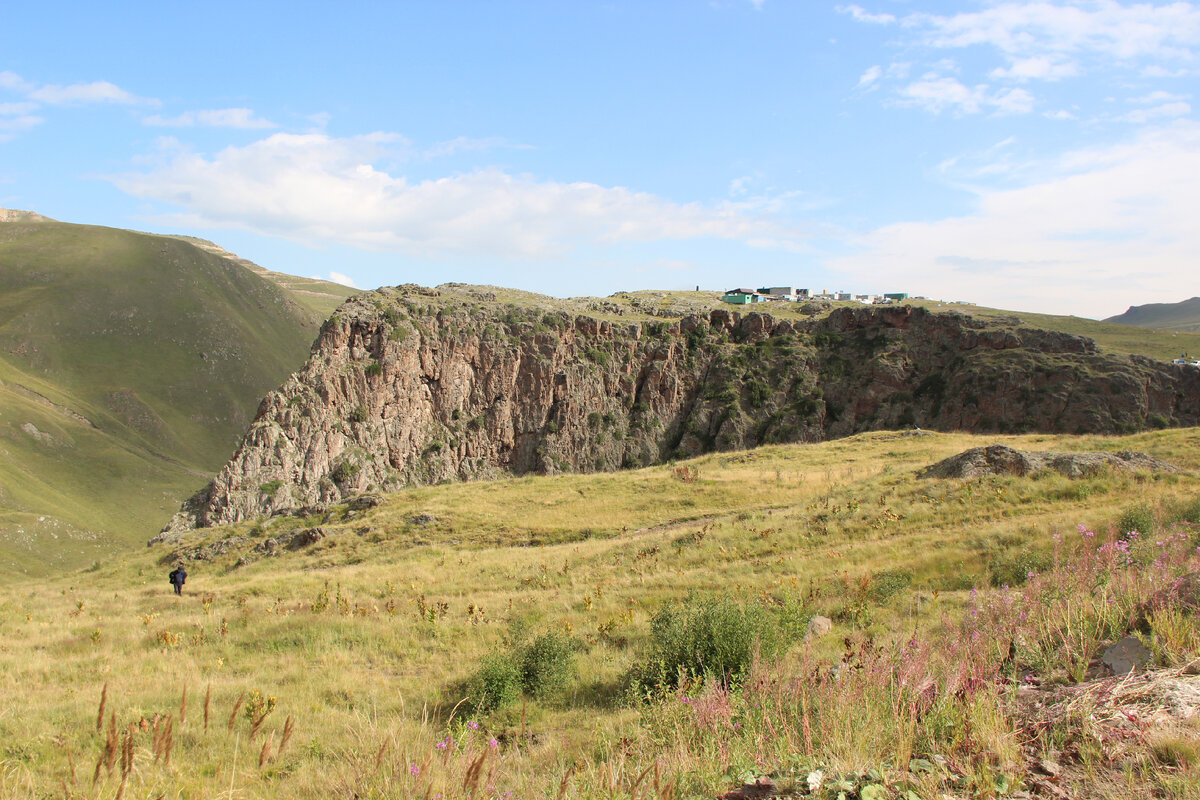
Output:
[168, 565, 187, 595]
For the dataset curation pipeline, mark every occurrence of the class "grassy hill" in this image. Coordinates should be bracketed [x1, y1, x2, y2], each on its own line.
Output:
[1105, 297, 1200, 335]
[1, 428, 1198, 798]
[0, 215, 353, 577]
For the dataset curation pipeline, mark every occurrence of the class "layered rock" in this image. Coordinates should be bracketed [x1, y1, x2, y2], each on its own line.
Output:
[159, 286, 1200, 534]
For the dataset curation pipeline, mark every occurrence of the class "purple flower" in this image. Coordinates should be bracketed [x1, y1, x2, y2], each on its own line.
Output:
[489, 738, 500, 748]
[468, 720, 480, 730]
[410, 765, 421, 775]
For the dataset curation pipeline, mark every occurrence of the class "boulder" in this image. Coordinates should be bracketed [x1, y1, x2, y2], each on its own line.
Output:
[1101, 636, 1153, 676]
[805, 615, 833, 639]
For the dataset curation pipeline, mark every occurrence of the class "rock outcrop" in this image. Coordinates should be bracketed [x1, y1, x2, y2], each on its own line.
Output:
[918, 444, 1180, 480]
[158, 285, 1200, 535]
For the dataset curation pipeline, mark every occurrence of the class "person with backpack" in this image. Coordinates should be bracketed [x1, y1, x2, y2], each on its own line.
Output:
[168, 564, 187, 595]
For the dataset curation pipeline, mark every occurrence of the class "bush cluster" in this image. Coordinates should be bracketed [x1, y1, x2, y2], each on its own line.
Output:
[630, 596, 785, 692]
[468, 631, 575, 713]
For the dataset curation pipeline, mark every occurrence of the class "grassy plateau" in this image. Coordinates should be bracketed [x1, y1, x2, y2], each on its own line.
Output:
[2, 427, 1199, 799]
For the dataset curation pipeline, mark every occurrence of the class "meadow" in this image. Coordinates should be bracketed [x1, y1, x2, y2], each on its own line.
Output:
[2, 427, 1200, 799]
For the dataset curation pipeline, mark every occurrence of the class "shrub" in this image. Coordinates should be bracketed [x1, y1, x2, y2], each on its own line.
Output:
[364, 361, 383, 377]
[330, 461, 359, 485]
[348, 405, 368, 424]
[467, 632, 575, 712]
[869, 568, 914, 603]
[1169, 495, 1200, 525]
[632, 596, 782, 691]
[1117, 503, 1156, 536]
[469, 652, 522, 712]
[989, 547, 1050, 587]
[518, 632, 574, 698]
[258, 480, 283, 496]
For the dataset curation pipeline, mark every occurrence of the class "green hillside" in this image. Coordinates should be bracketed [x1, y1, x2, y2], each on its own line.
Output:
[0, 217, 340, 577]
[1105, 297, 1200, 334]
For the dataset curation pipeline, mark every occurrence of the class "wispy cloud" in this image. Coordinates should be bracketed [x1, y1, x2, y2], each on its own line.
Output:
[837, 5, 896, 25]
[0, 71, 158, 142]
[855, 65, 883, 90]
[845, 2, 1200, 118]
[897, 77, 1034, 115]
[907, 2, 1200, 67]
[29, 80, 156, 106]
[143, 108, 276, 129]
[110, 132, 803, 259]
[829, 122, 1200, 317]
[422, 136, 532, 159]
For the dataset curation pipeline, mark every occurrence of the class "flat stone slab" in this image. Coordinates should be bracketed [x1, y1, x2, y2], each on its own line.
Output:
[1102, 636, 1153, 676]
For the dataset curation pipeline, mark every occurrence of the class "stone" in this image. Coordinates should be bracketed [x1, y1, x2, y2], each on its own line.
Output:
[284, 527, 326, 550]
[1102, 636, 1153, 676]
[918, 445, 1177, 481]
[805, 615, 833, 639]
[347, 493, 383, 511]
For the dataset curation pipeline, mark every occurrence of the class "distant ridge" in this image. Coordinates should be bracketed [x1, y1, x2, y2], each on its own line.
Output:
[0, 207, 55, 223]
[1105, 297, 1200, 333]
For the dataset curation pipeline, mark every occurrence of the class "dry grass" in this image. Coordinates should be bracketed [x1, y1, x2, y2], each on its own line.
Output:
[1, 428, 1199, 798]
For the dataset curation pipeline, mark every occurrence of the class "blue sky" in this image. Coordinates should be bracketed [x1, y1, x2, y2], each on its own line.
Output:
[2, 1, 1198, 318]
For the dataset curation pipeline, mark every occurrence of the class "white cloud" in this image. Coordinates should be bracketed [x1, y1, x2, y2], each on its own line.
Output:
[0, 114, 43, 141]
[28, 80, 156, 106]
[908, 2, 1200, 66]
[110, 132, 802, 259]
[1117, 101, 1191, 123]
[143, 108, 276, 129]
[1129, 90, 1188, 105]
[897, 77, 1033, 115]
[856, 65, 883, 89]
[0, 71, 34, 92]
[828, 122, 1200, 317]
[837, 5, 896, 25]
[422, 136, 531, 159]
[989, 55, 1079, 82]
[327, 271, 360, 288]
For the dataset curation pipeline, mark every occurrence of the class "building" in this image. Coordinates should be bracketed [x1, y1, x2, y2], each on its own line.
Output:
[758, 286, 798, 301]
[721, 288, 763, 305]
[883, 292, 909, 301]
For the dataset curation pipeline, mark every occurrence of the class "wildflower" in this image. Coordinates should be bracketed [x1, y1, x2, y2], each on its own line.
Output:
[410, 765, 421, 775]
[436, 740, 449, 750]
[467, 720, 480, 730]
[489, 738, 500, 748]
[807, 770, 825, 793]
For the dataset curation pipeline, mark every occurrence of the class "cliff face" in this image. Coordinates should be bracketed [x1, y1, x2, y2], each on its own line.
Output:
[161, 286, 1200, 533]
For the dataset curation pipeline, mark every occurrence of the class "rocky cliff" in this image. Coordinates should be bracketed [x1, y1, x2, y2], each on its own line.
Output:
[160, 285, 1200, 533]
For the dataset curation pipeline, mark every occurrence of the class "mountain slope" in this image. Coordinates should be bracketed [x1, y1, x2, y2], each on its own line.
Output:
[1104, 297, 1200, 333]
[0, 213, 343, 575]
[163, 284, 1200, 532]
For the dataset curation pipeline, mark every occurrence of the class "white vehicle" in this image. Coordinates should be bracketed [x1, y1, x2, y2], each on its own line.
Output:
[1191, 361, 1200, 368]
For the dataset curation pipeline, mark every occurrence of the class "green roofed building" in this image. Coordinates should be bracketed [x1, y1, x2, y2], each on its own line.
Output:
[883, 292, 909, 301]
[722, 288, 762, 305]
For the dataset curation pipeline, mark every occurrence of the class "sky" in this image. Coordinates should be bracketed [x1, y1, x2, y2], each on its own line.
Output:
[2, 1, 1198, 319]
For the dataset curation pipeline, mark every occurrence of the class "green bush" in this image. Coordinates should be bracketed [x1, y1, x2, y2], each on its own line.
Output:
[467, 631, 575, 713]
[348, 405, 368, 424]
[989, 547, 1051, 587]
[330, 461, 359, 485]
[1169, 496, 1200, 525]
[364, 361, 383, 377]
[469, 652, 522, 712]
[632, 596, 782, 691]
[869, 568, 914, 603]
[518, 632, 574, 698]
[1117, 503, 1156, 536]
[258, 480, 283, 496]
